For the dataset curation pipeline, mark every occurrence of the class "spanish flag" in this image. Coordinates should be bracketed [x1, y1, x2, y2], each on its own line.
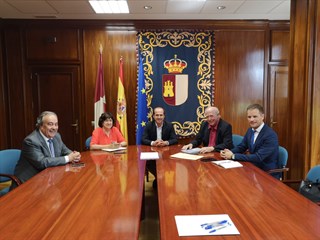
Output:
[116, 57, 128, 142]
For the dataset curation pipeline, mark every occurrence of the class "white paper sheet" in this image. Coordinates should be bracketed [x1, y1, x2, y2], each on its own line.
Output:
[175, 214, 240, 236]
[140, 152, 159, 160]
[211, 160, 243, 169]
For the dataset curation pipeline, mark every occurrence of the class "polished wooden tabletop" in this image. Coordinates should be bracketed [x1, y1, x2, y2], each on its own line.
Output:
[154, 145, 320, 240]
[0, 146, 146, 239]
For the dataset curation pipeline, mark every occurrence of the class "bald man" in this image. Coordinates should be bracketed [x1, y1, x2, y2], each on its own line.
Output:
[182, 106, 233, 154]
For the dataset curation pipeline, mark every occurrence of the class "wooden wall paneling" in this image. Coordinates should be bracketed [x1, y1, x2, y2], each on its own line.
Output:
[28, 65, 81, 150]
[270, 30, 290, 62]
[289, 0, 317, 179]
[310, 0, 320, 167]
[83, 29, 137, 145]
[0, 25, 7, 149]
[268, 65, 289, 149]
[215, 30, 266, 136]
[4, 29, 28, 148]
[1, 20, 290, 152]
[25, 28, 80, 62]
[267, 28, 290, 170]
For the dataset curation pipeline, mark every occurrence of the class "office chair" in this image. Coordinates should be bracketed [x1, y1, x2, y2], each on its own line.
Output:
[232, 134, 244, 147]
[85, 136, 92, 150]
[298, 165, 320, 205]
[0, 149, 22, 196]
[267, 146, 289, 181]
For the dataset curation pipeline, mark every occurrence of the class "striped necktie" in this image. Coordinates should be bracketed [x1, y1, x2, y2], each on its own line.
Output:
[48, 139, 55, 157]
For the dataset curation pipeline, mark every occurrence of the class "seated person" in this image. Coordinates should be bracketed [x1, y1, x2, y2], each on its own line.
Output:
[141, 107, 178, 188]
[182, 106, 233, 154]
[12, 111, 81, 187]
[90, 112, 127, 150]
[220, 104, 280, 178]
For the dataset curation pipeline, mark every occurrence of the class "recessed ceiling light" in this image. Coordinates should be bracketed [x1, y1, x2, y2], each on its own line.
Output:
[89, 0, 129, 14]
[144, 5, 152, 10]
[217, 6, 226, 10]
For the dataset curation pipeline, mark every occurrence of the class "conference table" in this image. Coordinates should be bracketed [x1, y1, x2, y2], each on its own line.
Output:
[1, 145, 320, 240]
[155, 145, 320, 239]
[0, 147, 146, 239]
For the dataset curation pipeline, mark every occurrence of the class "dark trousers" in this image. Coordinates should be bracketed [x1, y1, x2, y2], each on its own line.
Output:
[146, 160, 157, 179]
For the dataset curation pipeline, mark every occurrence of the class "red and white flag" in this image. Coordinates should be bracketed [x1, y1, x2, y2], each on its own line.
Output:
[116, 57, 128, 141]
[94, 45, 106, 129]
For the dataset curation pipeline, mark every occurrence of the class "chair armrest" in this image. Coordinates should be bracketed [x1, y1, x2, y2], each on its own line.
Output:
[267, 168, 289, 174]
[0, 173, 22, 186]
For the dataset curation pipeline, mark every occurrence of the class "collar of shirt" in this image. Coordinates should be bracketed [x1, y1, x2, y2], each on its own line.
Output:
[208, 119, 220, 131]
[252, 122, 264, 134]
[39, 130, 51, 142]
[156, 122, 164, 129]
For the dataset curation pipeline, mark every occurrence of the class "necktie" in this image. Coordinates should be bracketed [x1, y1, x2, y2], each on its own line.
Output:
[48, 139, 55, 157]
[251, 129, 255, 146]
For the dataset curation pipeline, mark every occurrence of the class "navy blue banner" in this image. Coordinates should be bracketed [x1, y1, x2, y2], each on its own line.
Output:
[137, 31, 215, 137]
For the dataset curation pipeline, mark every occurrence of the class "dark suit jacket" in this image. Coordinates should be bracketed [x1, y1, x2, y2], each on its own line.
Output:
[14, 130, 72, 183]
[191, 119, 233, 151]
[231, 124, 279, 172]
[141, 121, 178, 146]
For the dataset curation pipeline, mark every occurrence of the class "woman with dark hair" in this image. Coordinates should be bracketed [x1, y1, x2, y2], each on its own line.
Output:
[90, 112, 127, 150]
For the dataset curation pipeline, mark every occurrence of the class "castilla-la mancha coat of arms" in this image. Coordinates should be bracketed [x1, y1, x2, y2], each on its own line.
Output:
[162, 55, 188, 106]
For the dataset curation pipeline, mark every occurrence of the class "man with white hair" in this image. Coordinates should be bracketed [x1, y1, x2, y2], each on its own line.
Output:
[182, 106, 233, 154]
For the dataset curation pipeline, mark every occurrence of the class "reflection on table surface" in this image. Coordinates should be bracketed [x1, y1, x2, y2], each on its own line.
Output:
[152, 144, 320, 240]
[2, 144, 320, 240]
[0, 146, 146, 240]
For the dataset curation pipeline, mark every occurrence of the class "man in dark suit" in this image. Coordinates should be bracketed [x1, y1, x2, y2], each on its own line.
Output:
[221, 104, 279, 178]
[142, 107, 178, 188]
[182, 106, 233, 153]
[12, 111, 81, 187]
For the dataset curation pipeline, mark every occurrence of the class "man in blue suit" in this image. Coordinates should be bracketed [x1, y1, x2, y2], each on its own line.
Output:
[221, 104, 279, 178]
[12, 111, 81, 187]
[142, 107, 178, 188]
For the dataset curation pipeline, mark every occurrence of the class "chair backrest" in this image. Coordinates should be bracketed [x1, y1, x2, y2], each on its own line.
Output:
[278, 146, 288, 168]
[0, 149, 21, 182]
[232, 134, 243, 147]
[85, 136, 92, 149]
[306, 165, 320, 182]
[0, 149, 21, 195]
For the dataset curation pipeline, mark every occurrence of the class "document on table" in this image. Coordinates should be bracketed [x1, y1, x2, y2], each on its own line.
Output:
[140, 152, 159, 160]
[175, 214, 240, 236]
[102, 147, 127, 152]
[211, 160, 243, 169]
[181, 147, 201, 155]
[170, 152, 203, 161]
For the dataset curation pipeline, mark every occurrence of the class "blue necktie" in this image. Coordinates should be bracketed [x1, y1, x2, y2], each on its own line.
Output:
[251, 129, 255, 147]
[48, 139, 55, 157]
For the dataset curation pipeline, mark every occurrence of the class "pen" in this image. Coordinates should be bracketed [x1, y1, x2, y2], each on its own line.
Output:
[201, 220, 228, 229]
[209, 224, 228, 233]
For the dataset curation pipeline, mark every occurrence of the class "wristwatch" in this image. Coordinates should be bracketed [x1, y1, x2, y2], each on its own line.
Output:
[231, 154, 235, 160]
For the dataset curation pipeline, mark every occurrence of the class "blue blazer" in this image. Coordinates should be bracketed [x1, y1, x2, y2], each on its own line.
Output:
[232, 124, 279, 172]
[141, 121, 178, 146]
[191, 119, 233, 151]
[14, 130, 72, 183]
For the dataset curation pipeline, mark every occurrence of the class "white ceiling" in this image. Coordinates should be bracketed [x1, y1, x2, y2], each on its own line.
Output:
[0, 0, 290, 20]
